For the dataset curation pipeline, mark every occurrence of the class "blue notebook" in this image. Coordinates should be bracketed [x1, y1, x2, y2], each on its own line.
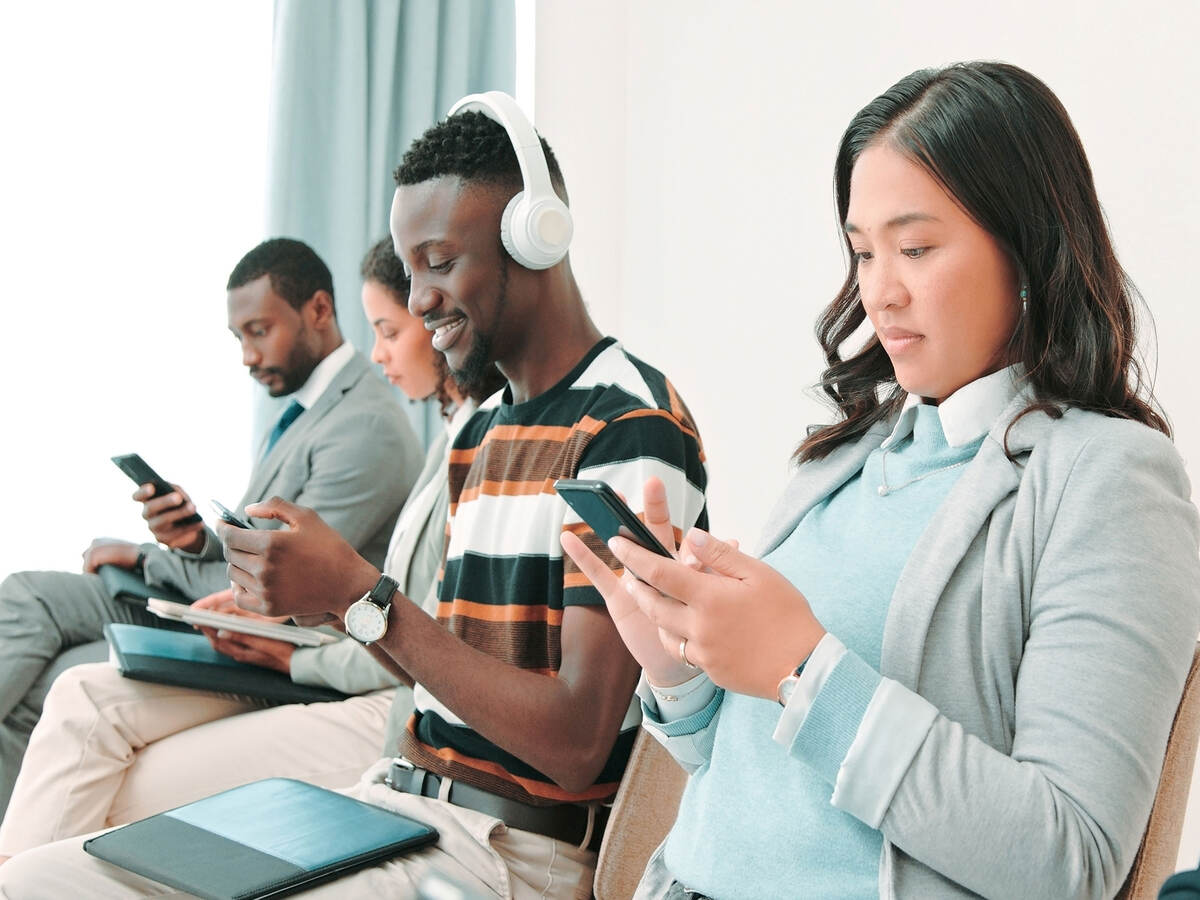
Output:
[84, 778, 438, 899]
[104, 623, 347, 705]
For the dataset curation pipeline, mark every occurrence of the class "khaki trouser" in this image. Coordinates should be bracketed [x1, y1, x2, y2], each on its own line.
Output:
[0, 640, 109, 818]
[0, 662, 394, 857]
[0, 759, 596, 899]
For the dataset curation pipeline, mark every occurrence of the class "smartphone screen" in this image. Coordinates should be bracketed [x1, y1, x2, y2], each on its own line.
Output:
[111, 453, 173, 496]
[209, 499, 253, 530]
[553, 479, 672, 557]
[111, 453, 203, 526]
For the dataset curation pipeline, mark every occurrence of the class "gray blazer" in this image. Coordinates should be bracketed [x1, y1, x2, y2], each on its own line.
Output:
[654, 393, 1200, 899]
[140, 350, 423, 599]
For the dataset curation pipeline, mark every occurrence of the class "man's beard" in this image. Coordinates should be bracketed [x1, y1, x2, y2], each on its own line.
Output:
[451, 330, 495, 393]
[270, 325, 322, 396]
[451, 259, 508, 392]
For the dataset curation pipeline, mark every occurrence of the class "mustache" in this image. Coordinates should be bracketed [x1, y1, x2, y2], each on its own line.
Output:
[248, 366, 285, 378]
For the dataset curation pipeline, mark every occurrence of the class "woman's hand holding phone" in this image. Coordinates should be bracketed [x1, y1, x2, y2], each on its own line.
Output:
[560, 477, 705, 687]
[561, 476, 825, 699]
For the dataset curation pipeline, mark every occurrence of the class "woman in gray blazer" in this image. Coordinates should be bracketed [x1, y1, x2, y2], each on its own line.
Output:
[565, 62, 1200, 899]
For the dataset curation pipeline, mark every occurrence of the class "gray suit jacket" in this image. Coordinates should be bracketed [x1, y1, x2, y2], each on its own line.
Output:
[652, 394, 1200, 899]
[140, 350, 423, 600]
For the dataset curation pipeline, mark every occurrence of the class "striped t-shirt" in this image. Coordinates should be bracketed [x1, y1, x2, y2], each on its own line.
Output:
[400, 337, 708, 805]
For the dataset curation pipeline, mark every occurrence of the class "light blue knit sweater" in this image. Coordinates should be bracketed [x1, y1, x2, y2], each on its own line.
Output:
[662, 405, 983, 899]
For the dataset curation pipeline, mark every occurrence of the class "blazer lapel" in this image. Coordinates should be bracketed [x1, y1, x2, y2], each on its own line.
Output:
[238, 352, 369, 508]
[879, 392, 1052, 688]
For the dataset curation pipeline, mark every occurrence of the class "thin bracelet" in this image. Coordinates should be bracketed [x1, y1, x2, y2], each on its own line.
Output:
[649, 673, 709, 703]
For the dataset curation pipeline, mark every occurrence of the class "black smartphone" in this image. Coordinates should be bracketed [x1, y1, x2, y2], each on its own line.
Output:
[553, 478, 672, 557]
[210, 499, 253, 530]
[110, 453, 203, 526]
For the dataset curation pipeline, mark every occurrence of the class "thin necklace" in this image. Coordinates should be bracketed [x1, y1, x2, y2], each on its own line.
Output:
[877, 444, 970, 497]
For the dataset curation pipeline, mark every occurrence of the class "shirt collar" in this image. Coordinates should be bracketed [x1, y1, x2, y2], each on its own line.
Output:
[290, 341, 354, 410]
[880, 364, 1026, 450]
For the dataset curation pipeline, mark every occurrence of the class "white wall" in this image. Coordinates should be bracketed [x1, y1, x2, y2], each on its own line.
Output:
[0, 2, 272, 576]
[535, 0, 1200, 873]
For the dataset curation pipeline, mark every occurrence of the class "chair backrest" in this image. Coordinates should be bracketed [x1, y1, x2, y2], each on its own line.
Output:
[1117, 642, 1200, 899]
[594, 728, 689, 900]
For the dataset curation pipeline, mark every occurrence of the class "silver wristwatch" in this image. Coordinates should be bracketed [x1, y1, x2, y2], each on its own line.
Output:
[776, 663, 807, 707]
[345, 574, 398, 645]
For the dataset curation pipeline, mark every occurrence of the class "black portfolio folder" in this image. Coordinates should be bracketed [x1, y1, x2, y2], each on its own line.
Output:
[84, 777, 438, 899]
[97, 563, 193, 608]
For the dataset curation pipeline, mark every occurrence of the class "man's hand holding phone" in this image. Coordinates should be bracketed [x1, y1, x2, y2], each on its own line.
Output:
[111, 454, 205, 551]
[219, 497, 378, 625]
[134, 483, 205, 552]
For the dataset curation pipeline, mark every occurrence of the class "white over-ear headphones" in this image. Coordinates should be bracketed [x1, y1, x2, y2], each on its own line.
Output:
[448, 91, 573, 271]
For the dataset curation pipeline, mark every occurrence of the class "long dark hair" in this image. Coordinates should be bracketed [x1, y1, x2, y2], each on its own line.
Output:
[797, 62, 1167, 462]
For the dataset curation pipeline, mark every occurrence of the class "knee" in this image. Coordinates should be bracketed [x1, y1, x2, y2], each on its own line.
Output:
[0, 572, 66, 619]
[0, 572, 38, 602]
[43, 663, 118, 708]
[37, 663, 124, 734]
[0, 843, 47, 892]
[0, 840, 87, 894]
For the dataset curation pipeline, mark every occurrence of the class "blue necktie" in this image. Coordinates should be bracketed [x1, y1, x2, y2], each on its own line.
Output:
[264, 400, 304, 457]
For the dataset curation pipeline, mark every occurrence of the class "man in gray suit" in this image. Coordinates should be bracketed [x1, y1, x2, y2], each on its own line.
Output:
[0, 237, 423, 817]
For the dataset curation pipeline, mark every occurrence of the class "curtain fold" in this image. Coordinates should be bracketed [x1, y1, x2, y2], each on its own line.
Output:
[262, 0, 516, 443]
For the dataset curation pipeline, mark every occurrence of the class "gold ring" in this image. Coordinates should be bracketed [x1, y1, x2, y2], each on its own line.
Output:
[679, 638, 698, 669]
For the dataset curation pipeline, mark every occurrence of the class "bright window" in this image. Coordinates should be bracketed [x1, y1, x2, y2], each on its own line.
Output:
[0, 2, 273, 573]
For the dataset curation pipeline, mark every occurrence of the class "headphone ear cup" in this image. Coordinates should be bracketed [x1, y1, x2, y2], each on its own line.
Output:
[500, 192, 525, 266]
[500, 191, 573, 270]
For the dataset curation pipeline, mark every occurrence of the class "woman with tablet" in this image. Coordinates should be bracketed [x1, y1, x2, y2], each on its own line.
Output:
[563, 62, 1200, 899]
[0, 238, 502, 864]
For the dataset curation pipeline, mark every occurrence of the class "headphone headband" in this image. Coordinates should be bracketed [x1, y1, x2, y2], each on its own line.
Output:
[447, 91, 572, 270]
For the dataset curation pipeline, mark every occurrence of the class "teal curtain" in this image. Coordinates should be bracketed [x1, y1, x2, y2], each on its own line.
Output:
[262, 0, 515, 442]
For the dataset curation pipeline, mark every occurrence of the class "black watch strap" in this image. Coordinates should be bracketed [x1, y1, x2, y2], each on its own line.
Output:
[366, 573, 399, 610]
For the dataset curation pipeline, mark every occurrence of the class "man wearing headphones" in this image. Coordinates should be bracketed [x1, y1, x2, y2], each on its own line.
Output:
[0, 94, 708, 897]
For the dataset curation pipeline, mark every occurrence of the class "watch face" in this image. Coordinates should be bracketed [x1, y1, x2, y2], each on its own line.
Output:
[346, 599, 387, 643]
[779, 675, 800, 706]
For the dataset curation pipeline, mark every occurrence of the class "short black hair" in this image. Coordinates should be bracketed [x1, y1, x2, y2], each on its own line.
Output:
[393, 110, 567, 202]
[359, 236, 410, 297]
[227, 238, 336, 315]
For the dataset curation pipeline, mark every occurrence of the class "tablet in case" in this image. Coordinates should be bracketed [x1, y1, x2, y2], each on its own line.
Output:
[104, 623, 347, 705]
[84, 777, 439, 899]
